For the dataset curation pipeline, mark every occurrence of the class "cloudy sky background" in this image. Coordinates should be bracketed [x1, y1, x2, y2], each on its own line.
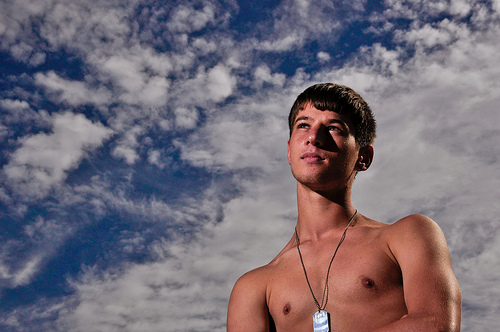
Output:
[0, 0, 499, 330]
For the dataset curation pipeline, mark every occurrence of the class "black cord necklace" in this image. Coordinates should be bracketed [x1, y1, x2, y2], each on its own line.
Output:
[294, 210, 358, 332]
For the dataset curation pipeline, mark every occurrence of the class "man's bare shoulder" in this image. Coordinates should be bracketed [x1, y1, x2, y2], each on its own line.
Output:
[227, 243, 296, 332]
[372, 214, 461, 330]
[232, 240, 295, 292]
[228, 266, 272, 331]
[381, 214, 446, 241]
[234, 264, 272, 288]
[359, 214, 448, 258]
[377, 214, 452, 269]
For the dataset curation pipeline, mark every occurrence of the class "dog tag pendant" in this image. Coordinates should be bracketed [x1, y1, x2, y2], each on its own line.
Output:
[313, 310, 329, 332]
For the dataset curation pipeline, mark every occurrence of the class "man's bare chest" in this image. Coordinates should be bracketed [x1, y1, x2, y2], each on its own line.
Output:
[266, 238, 406, 331]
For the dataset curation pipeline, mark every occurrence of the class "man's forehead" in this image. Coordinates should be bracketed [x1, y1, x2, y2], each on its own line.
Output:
[295, 106, 348, 122]
[295, 106, 357, 135]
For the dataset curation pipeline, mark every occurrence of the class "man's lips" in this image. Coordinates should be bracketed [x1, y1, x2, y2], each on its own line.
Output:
[301, 152, 325, 162]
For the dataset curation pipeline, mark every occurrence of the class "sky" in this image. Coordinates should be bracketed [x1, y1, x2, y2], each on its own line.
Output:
[0, 0, 499, 331]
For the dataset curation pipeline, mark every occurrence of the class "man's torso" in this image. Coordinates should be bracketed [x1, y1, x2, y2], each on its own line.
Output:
[263, 220, 407, 332]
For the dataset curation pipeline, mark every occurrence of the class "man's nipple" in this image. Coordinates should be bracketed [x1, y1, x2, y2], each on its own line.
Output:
[283, 303, 291, 315]
[361, 276, 375, 289]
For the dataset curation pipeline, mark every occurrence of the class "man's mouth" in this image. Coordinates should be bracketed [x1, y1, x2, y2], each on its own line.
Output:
[301, 152, 325, 162]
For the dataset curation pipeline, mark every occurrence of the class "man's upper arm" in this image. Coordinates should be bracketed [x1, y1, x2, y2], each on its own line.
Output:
[386, 214, 462, 331]
[227, 269, 270, 332]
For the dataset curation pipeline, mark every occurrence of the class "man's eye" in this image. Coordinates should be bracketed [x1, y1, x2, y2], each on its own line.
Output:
[328, 126, 340, 131]
[297, 123, 308, 129]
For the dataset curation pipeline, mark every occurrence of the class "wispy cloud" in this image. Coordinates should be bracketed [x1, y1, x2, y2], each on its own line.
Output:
[4, 112, 114, 199]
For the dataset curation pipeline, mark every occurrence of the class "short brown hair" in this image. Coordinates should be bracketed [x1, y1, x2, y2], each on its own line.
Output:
[288, 83, 376, 148]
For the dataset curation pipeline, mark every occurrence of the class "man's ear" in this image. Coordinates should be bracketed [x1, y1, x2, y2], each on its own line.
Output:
[356, 145, 374, 171]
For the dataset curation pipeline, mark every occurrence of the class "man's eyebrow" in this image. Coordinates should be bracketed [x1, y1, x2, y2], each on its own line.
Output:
[327, 119, 347, 126]
[294, 116, 310, 123]
[295, 116, 347, 127]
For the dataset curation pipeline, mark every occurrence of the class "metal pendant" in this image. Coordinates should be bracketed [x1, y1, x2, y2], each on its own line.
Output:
[313, 310, 330, 332]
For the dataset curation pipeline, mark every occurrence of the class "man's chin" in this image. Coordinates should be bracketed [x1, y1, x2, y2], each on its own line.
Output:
[295, 176, 340, 191]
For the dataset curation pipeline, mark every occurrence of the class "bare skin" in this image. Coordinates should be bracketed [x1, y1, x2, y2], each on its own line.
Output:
[227, 105, 461, 331]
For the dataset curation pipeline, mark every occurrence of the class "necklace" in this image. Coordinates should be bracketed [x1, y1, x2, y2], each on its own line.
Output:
[294, 210, 357, 332]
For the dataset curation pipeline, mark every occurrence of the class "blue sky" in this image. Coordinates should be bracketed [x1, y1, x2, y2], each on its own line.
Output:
[0, 0, 499, 330]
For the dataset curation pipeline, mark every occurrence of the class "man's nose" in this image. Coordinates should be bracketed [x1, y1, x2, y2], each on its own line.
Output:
[307, 126, 327, 146]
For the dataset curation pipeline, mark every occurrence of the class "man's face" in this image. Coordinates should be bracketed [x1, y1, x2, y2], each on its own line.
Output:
[287, 105, 360, 192]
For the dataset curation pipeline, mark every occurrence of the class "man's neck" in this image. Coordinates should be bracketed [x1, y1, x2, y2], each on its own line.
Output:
[295, 182, 357, 242]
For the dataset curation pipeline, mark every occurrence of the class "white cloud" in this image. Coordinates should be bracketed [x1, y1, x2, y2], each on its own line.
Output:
[4, 112, 114, 198]
[39, 2, 87, 47]
[0, 0, 53, 50]
[494, 0, 500, 13]
[167, 4, 215, 33]
[253, 65, 286, 87]
[98, 53, 171, 107]
[0, 99, 31, 112]
[39, 0, 137, 50]
[147, 149, 163, 167]
[191, 37, 218, 54]
[174, 107, 199, 129]
[317, 51, 331, 62]
[176, 90, 291, 171]
[0, 123, 8, 141]
[257, 33, 302, 51]
[101, 56, 146, 93]
[35, 71, 112, 106]
[0, 246, 44, 287]
[7, 255, 43, 287]
[206, 64, 237, 102]
[455, 232, 500, 330]
[0, 215, 76, 288]
[10, 42, 33, 62]
[0, 99, 51, 131]
[449, 0, 472, 17]
[28, 51, 46, 66]
[169, 63, 237, 109]
[397, 19, 472, 51]
[112, 125, 144, 165]
[249, 0, 366, 52]
[404, 22, 454, 47]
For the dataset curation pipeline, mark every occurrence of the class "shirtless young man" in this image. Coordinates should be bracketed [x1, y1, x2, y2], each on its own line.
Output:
[227, 83, 462, 331]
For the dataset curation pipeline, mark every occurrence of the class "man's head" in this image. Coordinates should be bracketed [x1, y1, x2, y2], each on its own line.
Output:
[288, 83, 376, 148]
